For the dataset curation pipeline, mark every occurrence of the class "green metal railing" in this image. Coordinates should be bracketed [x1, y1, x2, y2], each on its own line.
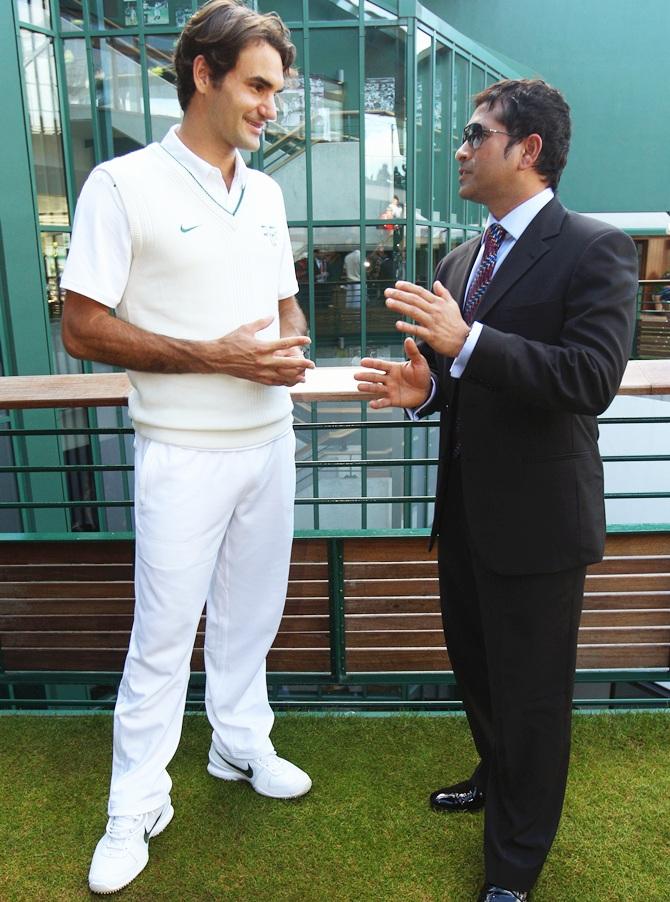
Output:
[1, 405, 670, 712]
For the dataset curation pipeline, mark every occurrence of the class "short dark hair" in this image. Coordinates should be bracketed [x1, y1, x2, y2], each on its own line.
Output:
[174, 0, 296, 111]
[474, 79, 571, 190]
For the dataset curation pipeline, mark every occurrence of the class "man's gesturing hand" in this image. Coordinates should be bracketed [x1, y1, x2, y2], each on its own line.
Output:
[215, 316, 314, 386]
[384, 280, 470, 357]
[354, 337, 431, 410]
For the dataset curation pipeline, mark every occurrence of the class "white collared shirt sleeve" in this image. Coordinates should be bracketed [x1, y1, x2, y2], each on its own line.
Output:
[60, 170, 132, 309]
[405, 376, 438, 421]
[450, 321, 483, 378]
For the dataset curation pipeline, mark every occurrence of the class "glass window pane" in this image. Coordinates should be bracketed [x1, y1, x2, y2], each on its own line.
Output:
[59, 0, 85, 30]
[311, 225, 360, 364]
[415, 29, 431, 221]
[20, 31, 69, 227]
[309, 0, 359, 20]
[364, 1, 397, 22]
[92, 36, 146, 159]
[466, 65, 486, 227]
[264, 38, 307, 220]
[42, 231, 70, 331]
[433, 42, 451, 223]
[63, 39, 95, 196]
[364, 25, 406, 220]
[90, 0, 137, 29]
[366, 224, 404, 361]
[291, 226, 311, 336]
[257, 0, 302, 20]
[451, 54, 468, 225]
[144, 0, 189, 26]
[18, 0, 51, 28]
[415, 223, 430, 287]
[433, 227, 448, 275]
[146, 35, 181, 142]
[309, 28, 360, 219]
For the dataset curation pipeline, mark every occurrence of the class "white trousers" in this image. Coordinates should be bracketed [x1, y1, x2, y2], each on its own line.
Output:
[108, 429, 296, 815]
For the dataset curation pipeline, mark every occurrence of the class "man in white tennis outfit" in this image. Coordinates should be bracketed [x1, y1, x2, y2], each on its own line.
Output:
[61, 1, 313, 894]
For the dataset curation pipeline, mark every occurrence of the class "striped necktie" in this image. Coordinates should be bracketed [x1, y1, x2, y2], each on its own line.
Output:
[462, 223, 507, 325]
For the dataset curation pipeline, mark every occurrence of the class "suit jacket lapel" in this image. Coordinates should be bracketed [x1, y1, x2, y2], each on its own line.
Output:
[474, 197, 567, 322]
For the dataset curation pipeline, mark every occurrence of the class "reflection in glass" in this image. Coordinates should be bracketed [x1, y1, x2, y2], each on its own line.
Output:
[415, 29, 432, 221]
[63, 39, 95, 196]
[20, 31, 69, 227]
[60, 0, 84, 30]
[92, 36, 146, 160]
[415, 224, 430, 287]
[264, 45, 308, 220]
[309, 29, 360, 219]
[366, 224, 404, 361]
[309, 0, 359, 20]
[89, 0, 134, 29]
[257, 0, 302, 19]
[433, 42, 451, 223]
[42, 231, 70, 326]
[467, 66, 486, 227]
[364, 1, 396, 21]
[290, 226, 310, 336]
[451, 54, 468, 225]
[310, 226, 362, 364]
[433, 227, 448, 273]
[364, 26, 406, 219]
[18, 0, 51, 28]
[146, 36, 181, 142]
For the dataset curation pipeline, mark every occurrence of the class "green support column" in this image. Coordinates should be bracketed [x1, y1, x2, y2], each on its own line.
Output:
[0, 2, 68, 532]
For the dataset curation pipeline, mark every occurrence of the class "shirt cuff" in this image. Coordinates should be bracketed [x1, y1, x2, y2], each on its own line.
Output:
[450, 321, 483, 378]
[405, 377, 437, 421]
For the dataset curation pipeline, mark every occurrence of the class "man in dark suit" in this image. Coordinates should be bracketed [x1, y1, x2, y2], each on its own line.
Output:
[355, 79, 638, 901]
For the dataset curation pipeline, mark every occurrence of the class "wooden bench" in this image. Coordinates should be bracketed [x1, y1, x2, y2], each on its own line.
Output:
[1, 532, 668, 698]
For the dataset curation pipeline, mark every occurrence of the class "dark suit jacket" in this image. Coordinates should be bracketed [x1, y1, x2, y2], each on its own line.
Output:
[422, 197, 638, 575]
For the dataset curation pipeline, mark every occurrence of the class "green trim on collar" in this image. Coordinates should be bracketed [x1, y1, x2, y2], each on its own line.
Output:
[160, 145, 246, 217]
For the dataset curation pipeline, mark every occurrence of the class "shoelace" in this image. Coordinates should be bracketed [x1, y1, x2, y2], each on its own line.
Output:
[254, 754, 284, 776]
[105, 814, 144, 850]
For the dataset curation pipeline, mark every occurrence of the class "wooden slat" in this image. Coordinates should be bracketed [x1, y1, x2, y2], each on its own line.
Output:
[345, 579, 438, 597]
[2, 647, 331, 672]
[600, 533, 670, 556]
[580, 609, 670, 627]
[0, 541, 134, 565]
[347, 648, 450, 670]
[576, 645, 670, 667]
[583, 592, 670, 609]
[345, 562, 438, 579]
[584, 574, 670, 592]
[346, 597, 441, 614]
[588, 556, 670, 575]
[0, 564, 134, 581]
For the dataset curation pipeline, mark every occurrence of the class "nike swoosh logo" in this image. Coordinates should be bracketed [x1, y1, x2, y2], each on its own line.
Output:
[144, 811, 162, 843]
[216, 750, 253, 778]
[180, 224, 201, 233]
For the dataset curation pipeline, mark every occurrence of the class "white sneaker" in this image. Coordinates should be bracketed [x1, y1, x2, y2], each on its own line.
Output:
[88, 799, 174, 894]
[207, 744, 312, 799]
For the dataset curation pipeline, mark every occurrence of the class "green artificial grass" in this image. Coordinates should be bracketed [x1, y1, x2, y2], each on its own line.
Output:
[0, 712, 668, 901]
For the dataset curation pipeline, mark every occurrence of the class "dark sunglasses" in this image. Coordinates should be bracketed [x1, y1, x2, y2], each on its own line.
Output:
[462, 122, 513, 150]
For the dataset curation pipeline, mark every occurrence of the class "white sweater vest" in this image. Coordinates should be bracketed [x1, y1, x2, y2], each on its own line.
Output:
[99, 144, 297, 449]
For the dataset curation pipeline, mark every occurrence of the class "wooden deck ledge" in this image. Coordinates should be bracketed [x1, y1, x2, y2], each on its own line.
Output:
[0, 360, 669, 410]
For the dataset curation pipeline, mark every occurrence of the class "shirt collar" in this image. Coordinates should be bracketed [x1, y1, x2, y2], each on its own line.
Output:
[484, 187, 554, 242]
[161, 124, 248, 192]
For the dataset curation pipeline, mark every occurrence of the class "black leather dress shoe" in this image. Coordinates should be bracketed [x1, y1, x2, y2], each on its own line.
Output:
[477, 885, 528, 902]
[429, 779, 485, 812]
